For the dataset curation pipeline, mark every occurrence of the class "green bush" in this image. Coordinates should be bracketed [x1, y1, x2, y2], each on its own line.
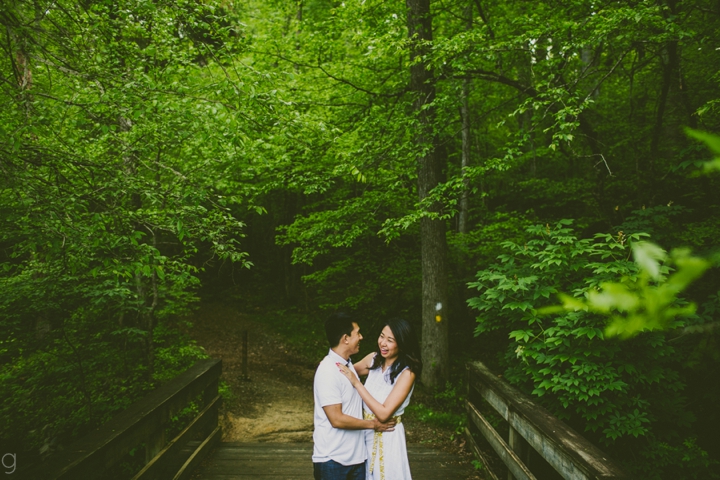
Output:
[467, 220, 717, 478]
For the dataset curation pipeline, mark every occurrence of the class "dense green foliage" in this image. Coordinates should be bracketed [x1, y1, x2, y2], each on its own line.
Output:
[2, 0, 720, 477]
[468, 220, 718, 477]
[0, 0, 257, 459]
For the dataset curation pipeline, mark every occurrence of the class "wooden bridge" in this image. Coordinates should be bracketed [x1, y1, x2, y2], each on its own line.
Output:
[191, 442, 475, 479]
[21, 359, 629, 480]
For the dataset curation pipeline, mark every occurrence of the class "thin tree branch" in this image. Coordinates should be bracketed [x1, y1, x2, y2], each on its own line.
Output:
[252, 49, 407, 98]
[472, 0, 495, 39]
[460, 69, 537, 96]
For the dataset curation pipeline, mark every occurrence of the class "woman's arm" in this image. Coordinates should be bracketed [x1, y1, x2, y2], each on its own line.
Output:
[322, 404, 396, 432]
[352, 352, 376, 377]
[337, 364, 415, 423]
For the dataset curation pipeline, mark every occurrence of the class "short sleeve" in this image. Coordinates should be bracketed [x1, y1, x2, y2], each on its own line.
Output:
[315, 363, 343, 407]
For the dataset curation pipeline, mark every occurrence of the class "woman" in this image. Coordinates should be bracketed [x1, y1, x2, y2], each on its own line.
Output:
[336, 318, 421, 480]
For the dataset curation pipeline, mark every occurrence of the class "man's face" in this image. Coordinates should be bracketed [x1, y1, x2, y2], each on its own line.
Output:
[346, 322, 363, 355]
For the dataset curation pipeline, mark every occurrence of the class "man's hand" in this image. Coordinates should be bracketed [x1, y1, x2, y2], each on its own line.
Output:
[372, 418, 396, 432]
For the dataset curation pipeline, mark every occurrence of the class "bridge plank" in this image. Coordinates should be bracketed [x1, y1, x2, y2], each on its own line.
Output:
[175, 426, 223, 480]
[192, 442, 478, 479]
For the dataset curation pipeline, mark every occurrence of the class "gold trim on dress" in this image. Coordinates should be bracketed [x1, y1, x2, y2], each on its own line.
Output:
[363, 412, 402, 480]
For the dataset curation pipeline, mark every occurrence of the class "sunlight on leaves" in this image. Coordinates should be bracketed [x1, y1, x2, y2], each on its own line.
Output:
[685, 128, 720, 172]
[553, 242, 711, 339]
[631, 241, 667, 281]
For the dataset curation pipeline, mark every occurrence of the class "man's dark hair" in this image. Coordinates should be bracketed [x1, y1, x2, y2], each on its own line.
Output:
[325, 312, 357, 348]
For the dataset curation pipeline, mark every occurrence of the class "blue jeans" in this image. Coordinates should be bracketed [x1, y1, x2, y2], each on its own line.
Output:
[313, 459, 366, 480]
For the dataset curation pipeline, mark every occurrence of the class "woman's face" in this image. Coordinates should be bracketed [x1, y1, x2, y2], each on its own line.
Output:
[378, 325, 399, 360]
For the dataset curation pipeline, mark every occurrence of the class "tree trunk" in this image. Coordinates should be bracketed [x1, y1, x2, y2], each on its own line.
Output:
[519, 41, 536, 175]
[650, 0, 680, 177]
[146, 227, 159, 378]
[458, 3, 472, 235]
[458, 77, 471, 234]
[406, 0, 449, 389]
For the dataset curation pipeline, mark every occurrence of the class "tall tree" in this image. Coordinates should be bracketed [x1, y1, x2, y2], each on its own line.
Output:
[458, 2, 473, 234]
[406, 0, 449, 388]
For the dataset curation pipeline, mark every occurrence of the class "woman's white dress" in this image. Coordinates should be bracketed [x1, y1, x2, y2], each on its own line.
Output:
[363, 363, 414, 480]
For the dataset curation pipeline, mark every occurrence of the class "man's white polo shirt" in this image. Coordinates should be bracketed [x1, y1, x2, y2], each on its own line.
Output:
[312, 348, 367, 466]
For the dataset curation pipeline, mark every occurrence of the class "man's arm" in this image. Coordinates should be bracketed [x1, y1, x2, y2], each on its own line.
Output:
[322, 404, 395, 432]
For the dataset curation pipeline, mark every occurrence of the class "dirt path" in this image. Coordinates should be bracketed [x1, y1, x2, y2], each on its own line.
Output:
[184, 302, 316, 442]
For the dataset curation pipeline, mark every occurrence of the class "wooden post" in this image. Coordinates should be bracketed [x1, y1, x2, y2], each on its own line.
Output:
[202, 378, 219, 437]
[242, 329, 248, 379]
[465, 365, 501, 480]
[507, 425, 517, 480]
[145, 429, 166, 465]
[507, 425, 529, 480]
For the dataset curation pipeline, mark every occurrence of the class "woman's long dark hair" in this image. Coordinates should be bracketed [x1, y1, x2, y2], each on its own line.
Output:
[369, 318, 422, 384]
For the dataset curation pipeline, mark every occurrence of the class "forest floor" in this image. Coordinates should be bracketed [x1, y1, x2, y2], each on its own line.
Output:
[183, 301, 486, 479]
[184, 302, 316, 442]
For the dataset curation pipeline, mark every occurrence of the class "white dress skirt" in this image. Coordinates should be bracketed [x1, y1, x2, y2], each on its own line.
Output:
[363, 363, 414, 480]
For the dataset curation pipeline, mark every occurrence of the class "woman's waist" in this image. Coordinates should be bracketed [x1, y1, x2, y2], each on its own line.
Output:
[363, 411, 403, 423]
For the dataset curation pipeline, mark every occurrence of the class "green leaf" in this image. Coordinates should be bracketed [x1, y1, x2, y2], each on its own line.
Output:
[631, 241, 666, 280]
[685, 128, 720, 155]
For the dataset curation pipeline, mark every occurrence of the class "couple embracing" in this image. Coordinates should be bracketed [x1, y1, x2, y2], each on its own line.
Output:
[312, 312, 421, 480]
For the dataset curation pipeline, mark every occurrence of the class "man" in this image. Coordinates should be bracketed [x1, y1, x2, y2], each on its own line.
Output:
[313, 312, 396, 480]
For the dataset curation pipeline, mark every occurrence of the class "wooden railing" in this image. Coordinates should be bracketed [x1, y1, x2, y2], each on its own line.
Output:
[464, 361, 630, 480]
[23, 359, 222, 480]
